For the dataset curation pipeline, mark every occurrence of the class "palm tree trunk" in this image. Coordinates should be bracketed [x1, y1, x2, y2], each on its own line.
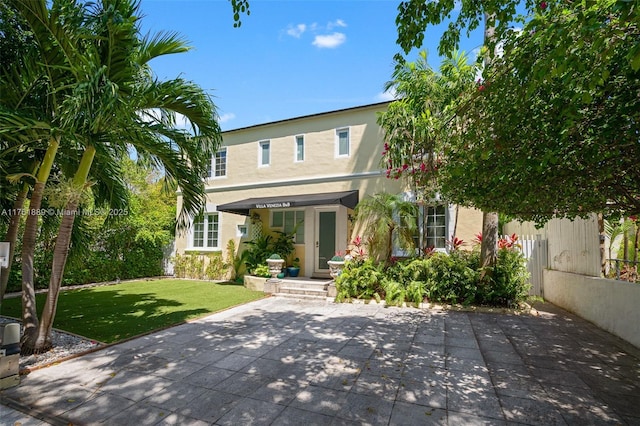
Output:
[26, 146, 95, 353]
[31, 199, 79, 351]
[0, 186, 28, 303]
[20, 135, 59, 353]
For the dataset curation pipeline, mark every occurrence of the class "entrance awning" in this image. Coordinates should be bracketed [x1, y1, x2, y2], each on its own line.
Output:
[217, 190, 359, 216]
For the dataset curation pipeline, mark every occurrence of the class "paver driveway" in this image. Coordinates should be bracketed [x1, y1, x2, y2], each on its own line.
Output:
[1, 297, 639, 425]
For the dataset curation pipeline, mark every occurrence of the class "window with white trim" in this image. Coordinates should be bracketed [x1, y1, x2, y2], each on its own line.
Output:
[212, 148, 227, 177]
[192, 213, 220, 249]
[336, 128, 350, 157]
[295, 135, 304, 162]
[259, 140, 270, 167]
[271, 210, 305, 244]
[393, 203, 448, 256]
[424, 205, 447, 249]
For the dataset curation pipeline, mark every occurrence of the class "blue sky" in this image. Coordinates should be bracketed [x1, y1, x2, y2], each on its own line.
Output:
[139, 0, 485, 131]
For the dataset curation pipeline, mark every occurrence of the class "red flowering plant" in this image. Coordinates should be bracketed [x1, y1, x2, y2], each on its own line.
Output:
[423, 246, 436, 257]
[473, 232, 521, 251]
[447, 236, 465, 251]
[347, 235, 367, 265]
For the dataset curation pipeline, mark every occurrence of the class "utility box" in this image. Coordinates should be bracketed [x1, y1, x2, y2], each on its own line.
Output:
[0, 242, 9, 268]
[0, 323, 20, 389]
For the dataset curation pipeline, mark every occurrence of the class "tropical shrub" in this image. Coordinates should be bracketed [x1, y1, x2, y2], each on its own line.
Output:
[253, 264, 271, 278]
[331, 234, 529, 308]
[422, 252, 478, 305]
[335, 258, 384, 302]
[243, 234, 273, 274]
[478, 248, 530, 307]
[204, 253, 227, 280]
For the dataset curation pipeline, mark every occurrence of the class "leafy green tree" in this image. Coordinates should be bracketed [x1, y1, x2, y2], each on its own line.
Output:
[441, 0, 640, 225]
[396, 0, 640, 225]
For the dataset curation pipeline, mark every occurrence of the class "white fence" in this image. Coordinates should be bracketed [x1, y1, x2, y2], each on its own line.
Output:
[514, 235, 548, 297]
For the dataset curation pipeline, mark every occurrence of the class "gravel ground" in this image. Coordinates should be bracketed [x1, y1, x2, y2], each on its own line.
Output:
[0, 317, 101, 370]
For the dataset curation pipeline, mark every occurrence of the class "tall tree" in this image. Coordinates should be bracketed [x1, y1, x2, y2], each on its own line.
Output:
[378, 51, 477, 254]
[439, 0, 640, 224]
[393, 1, 519, 272]
[9, 0, 222, 353]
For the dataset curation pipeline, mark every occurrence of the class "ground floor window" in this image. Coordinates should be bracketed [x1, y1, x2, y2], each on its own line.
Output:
[424, 205, 447, 249]
[395, 203, 448, 255]
[271, 210, 305, 243]
[193, 213, 219, 248]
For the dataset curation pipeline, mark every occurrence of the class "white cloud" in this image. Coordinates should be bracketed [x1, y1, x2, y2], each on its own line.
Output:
[286, 23, 306, 38]
[327, 19, 347, 30]
[312, 32, 346, 49]
[375, 88, 397, 102]
[218, 113, 236, 124]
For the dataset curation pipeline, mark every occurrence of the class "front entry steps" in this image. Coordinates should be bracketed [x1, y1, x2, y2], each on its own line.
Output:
[266, 277, 336, 299]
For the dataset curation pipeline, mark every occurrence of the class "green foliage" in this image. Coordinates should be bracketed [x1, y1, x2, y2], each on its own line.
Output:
[173, 254, 205, 279]
[421, 253, 478, 305]
[382, 279, 405, 307]
[271, 230, 295, 263]
[253, 264, 271, 278]
[334, 247, 528, 308]
[395, 0, 640, 223]
[268, 253, 282, 260]
[478, 249, 530, 307]
[335, 258, 384, 302]
[243, 234, 273, 274]
[226, 239, 247, 280]
[355, 193, 417, 263]
[204, 253, 227, 280]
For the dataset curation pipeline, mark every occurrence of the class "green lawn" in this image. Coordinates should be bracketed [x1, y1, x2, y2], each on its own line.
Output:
[0, 279, 266, 344]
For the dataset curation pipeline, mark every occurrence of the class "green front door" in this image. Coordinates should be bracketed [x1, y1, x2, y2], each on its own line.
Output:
[317, 210, 336, 272]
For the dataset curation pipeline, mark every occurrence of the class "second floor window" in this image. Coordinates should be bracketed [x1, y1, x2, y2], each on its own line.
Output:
[213, 148, 227, 177]
[336, 128, 350, 157]
[295, 135, 304, 162]
[259, 140, 270, 166]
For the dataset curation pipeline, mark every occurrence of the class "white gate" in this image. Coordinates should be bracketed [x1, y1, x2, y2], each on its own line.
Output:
[513, 234, 548, 297]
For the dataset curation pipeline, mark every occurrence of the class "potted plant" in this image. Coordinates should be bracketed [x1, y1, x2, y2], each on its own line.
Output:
[266, 253, 285, 279]
[327, 252, 345, 278]
[286, 257, 300, 278]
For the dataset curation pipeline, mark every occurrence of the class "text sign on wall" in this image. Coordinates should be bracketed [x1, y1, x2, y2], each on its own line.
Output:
[254, 202, 292, 209]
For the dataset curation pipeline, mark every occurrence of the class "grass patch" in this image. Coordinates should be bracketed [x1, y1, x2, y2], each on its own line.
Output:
[0, 279, 265, 343]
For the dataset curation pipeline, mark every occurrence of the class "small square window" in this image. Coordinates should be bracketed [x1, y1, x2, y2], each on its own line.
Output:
[237, 225, 248, 238]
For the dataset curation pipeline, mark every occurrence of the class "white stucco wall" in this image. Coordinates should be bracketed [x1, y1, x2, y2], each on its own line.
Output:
[544, 269, 640, 348]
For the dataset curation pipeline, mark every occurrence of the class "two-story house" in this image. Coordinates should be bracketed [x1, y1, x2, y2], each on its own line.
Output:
[174, 101, 482, 279]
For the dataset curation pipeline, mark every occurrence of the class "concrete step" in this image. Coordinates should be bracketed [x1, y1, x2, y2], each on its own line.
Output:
[278, 286, 328, 298]
[274, 292, 329, 300]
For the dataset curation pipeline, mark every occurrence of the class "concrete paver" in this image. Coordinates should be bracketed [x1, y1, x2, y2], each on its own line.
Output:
[1, 297, 639, 425]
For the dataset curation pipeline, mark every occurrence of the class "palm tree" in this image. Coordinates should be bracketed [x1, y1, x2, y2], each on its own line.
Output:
[377, 52, 477, 258]
[355, 193, 417, 263]
[14, 0, 221, 353]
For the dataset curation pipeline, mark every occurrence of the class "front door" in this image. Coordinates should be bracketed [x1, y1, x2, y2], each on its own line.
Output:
[315, 209, 336, 275]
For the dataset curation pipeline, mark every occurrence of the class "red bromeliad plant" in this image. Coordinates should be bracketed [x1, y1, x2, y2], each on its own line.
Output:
[447, 236, 465, 251]
[474, 232, 521, 251]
